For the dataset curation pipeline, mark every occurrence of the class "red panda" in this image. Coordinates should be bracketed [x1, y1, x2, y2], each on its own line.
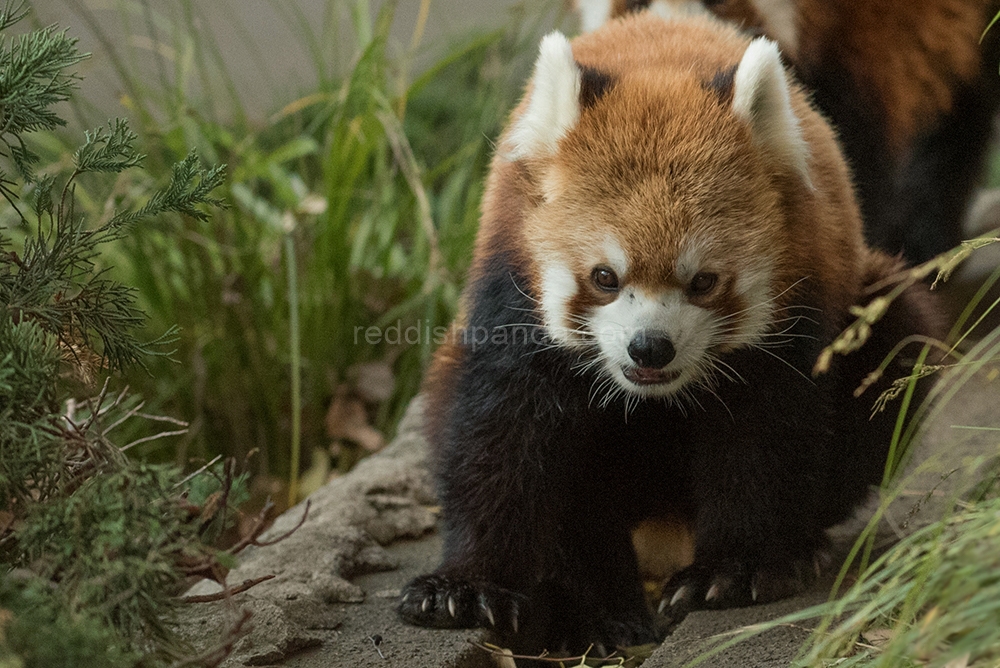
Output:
[576, 0, 1000, 266]
[397, 13, 942, 655]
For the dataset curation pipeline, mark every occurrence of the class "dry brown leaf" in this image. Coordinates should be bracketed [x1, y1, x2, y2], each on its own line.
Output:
[862, 628, 895, 647]
[325, 389, 384, 452]
[492, 649, 517, 668]
[351, 361, 395, 403]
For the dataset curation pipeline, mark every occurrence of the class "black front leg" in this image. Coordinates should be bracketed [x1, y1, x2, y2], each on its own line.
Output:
[398, 351, 657, 653]
[397, 408, 554, 638]
[398, 415, 660, 653]
[659, 356, 839, 618]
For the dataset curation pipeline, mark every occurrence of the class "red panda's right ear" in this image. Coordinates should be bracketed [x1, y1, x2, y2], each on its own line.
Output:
[506, 32, 582, 160]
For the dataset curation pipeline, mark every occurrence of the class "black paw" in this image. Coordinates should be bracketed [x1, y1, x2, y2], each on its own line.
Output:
[575, 617, 660, 657]
[397, 574, 524, 633]
[658, 551, 829, 620]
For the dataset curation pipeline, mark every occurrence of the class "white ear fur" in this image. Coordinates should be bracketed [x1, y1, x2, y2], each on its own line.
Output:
[507, 32, 581, 160]
[648, 0, 713, 21]
[732, 38, 811, 185]
[575, 0, 612, 33]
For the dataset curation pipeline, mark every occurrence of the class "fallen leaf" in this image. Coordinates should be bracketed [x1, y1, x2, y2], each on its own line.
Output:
[351, 361, 395, 403]
[861, 628, 894, 647]
[325, 388, 384, 452]
[493, 648, 517, 668]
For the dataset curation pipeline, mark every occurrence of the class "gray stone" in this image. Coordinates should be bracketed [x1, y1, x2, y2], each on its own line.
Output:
[179, 398, 460, 667]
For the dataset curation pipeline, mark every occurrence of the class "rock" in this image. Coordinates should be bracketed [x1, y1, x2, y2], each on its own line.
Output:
[179, 398, 447, 666]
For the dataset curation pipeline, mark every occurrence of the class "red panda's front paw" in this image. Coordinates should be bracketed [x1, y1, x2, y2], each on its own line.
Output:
[658, 553, 830, 620]
[575, 616, 661, 656]
[397, 574, 524, 633]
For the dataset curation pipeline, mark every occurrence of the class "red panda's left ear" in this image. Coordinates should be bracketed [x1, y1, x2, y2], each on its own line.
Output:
[506, 32, 582, 161]
[732, 38, 812, 187]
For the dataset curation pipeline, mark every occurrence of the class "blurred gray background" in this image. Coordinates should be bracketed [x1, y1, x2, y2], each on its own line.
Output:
[30, 0, 566, 122]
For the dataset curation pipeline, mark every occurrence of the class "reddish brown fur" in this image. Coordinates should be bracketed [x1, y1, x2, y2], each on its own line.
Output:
[795, 0, 989, 152]
[632, 516, 696, 583]
[605, 0, 995, 152]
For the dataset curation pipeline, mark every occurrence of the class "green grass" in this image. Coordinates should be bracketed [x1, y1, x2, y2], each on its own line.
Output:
[25, 0, 564, 502]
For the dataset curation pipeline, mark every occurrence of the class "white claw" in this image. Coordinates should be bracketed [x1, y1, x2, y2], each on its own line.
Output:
[670, 586, 688, 607]
[658, 597, 669, 615]
[401, 592, 409, 604]
[421, 597, 430, 613]
[814, 552, 830, 578]
[595, 643, 608, 657]
[512, 613, 518, 634]
[705, 584, 720, 602]
[751, 585, 759, 602]
[479, 593, 496, 627]
[447, 596, 457, 618]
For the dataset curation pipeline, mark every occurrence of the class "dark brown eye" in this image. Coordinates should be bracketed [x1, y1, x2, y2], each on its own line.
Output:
[689, 272, 718, 296]
[591, 266, 620, 292]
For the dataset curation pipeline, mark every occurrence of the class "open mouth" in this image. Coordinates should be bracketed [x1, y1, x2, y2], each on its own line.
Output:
[622, 366, 682, 386]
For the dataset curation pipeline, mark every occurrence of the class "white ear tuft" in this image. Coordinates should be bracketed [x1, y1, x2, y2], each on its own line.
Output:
[732, 38, 811, 185]
[507, 32, 581, 160]
[648, 0, 713, 21]
[575, 0, 612, 33]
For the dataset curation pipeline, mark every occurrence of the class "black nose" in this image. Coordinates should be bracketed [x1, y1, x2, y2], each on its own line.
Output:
[627, 331, 676, 369]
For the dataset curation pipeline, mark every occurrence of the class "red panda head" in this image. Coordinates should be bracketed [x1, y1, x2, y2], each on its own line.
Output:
[496, 17, 857, 404]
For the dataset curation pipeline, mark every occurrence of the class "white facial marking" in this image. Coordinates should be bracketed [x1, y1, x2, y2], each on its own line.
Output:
[603, 236, 629, 278]
[749, 0, 800, 59]
[732, 264, 775, 346]
[540, 262, 579, 345]
[675, 240, 707, 284]
[648, 0, 713, 21]
[579, 233, 779, 400]
[732, 38, 811, 187]
[589, 287, 718, 398]
[575, 0, 613, 32]
[507, 32, 581, 160]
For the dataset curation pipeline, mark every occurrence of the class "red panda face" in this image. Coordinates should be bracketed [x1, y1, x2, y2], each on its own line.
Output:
[525, 138, 787, 402]
[504, 26, 811, 402]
